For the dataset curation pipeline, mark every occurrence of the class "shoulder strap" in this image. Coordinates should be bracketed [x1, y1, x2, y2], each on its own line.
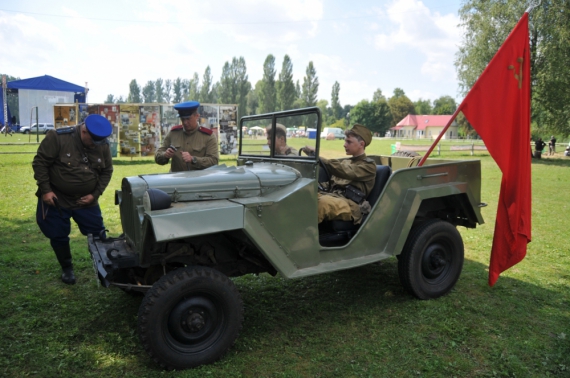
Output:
[56, 127, 75, 135]
[171, 125, 183, 131]
[198, 126, 213, 135]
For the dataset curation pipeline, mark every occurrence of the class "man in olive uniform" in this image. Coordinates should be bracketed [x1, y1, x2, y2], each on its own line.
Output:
[155, 101, 219, 172]
[32, 114, 113, 284]
[266, 123, 298, 156]
[305, 124, 376, 224]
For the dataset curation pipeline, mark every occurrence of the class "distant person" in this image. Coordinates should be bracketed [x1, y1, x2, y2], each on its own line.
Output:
[155, 101, 219, 172]
[266, 124, 298, 156]
[32, 115, 113, 284]
[534, 137, 546, 159]
[303, 124, 377, 224]
[549, 135, 557, 155]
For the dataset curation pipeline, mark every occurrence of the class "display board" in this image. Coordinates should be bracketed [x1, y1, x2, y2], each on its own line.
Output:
[119, 104, 140, 156]
[139, 105, 160, 156]
[53, 105, 78, 128]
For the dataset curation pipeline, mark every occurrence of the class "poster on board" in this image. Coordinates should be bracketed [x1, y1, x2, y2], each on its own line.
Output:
[98, 105, 119, 142]
[119, 104, 140, 157]
[139, 105, 160, 156]
[53, 105, 78, 128]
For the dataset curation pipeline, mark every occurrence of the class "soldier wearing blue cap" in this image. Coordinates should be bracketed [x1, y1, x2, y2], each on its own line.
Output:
[155, 101, 219, 172]
[32, 114, 114, 284]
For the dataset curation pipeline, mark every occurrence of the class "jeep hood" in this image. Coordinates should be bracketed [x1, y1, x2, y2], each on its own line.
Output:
[137, 163, 301, 202]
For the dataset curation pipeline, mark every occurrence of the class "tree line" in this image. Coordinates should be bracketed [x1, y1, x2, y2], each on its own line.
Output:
[104, 55, 460, 137]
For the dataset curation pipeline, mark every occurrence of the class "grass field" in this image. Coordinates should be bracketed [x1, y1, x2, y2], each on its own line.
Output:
[0, 134, 569, 377]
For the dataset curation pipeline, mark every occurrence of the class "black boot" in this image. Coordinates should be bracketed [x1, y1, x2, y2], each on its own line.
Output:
[52, 244, 76, 285]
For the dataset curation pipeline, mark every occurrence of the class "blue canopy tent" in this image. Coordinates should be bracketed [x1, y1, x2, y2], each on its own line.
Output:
[1, 75, 86, 126]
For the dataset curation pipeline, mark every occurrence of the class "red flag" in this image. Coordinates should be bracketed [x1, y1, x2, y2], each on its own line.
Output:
[459, 13, 531, 286]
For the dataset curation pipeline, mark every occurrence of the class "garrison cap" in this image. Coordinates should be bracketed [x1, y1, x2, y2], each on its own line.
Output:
[266, 123, 287, 137]
[85, 114, 112, 145]
[349, 124, 372, 146]
[174, 101, 200, 118]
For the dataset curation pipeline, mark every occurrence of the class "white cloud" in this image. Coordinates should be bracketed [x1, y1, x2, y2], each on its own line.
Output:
[373, 0, 461, 80]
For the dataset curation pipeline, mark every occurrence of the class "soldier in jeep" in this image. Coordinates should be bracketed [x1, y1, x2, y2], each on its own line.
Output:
[305, 124, 376, 224]
[266, 123, 298, 156]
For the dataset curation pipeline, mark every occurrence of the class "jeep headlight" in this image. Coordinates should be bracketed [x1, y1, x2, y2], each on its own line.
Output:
[143, 188, 172, 212]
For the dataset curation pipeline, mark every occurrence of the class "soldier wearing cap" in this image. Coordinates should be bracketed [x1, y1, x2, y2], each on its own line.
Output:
[155, 101, 219, 172]
[266, 123, 298, 156]
[32, 115, 114, 284]
[304, 124, 376, 224]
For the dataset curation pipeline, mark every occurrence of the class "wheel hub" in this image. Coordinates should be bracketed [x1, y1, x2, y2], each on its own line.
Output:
[167, 296, 220, 345]
[185, 311, 206, 333]
[422, 243, 449, 279]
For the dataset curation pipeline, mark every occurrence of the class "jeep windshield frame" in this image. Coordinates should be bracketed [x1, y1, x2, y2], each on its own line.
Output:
[239, 107, 321, 161]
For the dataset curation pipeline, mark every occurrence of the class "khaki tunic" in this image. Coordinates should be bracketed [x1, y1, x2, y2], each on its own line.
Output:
[278, 146, 298, 157]
[155, 126, 219, 172]
[32, 126, 113, 209]
[318, 154, 376, 224]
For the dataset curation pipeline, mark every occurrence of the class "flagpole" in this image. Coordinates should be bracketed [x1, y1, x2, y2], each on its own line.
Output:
[525, 0, 541, 13]
[417, 107, 462, 166]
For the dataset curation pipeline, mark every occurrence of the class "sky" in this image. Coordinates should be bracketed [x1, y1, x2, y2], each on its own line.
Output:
[0, 0, 465, 107]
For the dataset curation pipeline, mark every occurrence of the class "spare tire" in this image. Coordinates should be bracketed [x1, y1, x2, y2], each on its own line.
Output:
[392, 150, 420, 157]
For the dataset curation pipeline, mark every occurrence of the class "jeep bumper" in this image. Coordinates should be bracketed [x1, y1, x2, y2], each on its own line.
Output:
[87, 234, 139, 288]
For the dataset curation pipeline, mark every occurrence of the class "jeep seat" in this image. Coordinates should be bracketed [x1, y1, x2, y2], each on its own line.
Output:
[319, 165, 392, 246]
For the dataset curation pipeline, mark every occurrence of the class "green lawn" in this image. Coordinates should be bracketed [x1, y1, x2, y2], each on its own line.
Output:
[0, 136, 569, 377]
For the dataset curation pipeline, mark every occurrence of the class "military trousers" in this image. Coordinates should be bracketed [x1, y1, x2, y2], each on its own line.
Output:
[36, 198, 106, 249]
[318, 193, 362, 224]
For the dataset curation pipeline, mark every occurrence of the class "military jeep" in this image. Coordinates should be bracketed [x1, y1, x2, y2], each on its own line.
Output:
[88, 107, 484, 370]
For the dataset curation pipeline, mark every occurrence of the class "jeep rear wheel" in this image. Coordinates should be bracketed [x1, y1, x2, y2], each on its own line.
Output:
[138, 266, 243, 370]
[398, 219, 464, 299]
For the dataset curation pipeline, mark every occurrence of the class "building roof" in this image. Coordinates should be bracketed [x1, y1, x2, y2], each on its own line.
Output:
[7, 75, 85, 93]
[390, 114, 456, 131]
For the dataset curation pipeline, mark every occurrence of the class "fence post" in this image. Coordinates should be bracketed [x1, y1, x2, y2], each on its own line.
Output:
[438, 144, 440, 155]
[471, 143, 474, 156]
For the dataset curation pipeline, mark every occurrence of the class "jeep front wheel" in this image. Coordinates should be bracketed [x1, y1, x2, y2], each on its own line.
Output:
[398, 219, 464, 300]
[137, 266, 243, 370]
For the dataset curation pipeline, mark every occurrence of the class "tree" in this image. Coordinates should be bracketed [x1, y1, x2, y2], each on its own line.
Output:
[414, 98, 432, 115]
[277, 55, 296, 111]
[155, 78, 164, 103]
[116, 95, 125, 104]
[219, 61, 234, 104]
[188, 73, 200, 101]
[142, 80, 156, 103]
[388, 92, 415, 126]
[259, 54, 277, 113]
[127, 79, 141, 103]
[164, 79, 172, 103]
[247, 81, 262, 115]
[233, 57, 251, 120]
[172, 77, 183, 103]
[350, 98, 392, 135]
[317, 99, 329, 125]
[182, 79, 190, 101]
[331, 81, 342, 120]
[301, 61, 319, 107]
[210, 82, 220, 104]
[455, 0, 570, 134]
[372, 89, 386, 102]
[104, 94, 115, 104]
[432, 96, 457, 115]
[392, 88, 406, 99]
[200, 66, 213, 103]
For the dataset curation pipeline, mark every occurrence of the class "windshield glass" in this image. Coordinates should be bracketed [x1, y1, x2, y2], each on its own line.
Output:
[239, 110, 319, 159]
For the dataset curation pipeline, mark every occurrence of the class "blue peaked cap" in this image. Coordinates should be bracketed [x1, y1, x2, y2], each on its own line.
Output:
[85, 114, 112, 145]
[174, 101, 200, 118]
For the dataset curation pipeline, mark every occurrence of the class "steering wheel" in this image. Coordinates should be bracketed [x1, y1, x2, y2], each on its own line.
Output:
[317, 157, 332, 192]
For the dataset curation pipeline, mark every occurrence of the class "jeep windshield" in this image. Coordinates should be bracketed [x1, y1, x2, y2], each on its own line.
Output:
[239, 107, 321, 160]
